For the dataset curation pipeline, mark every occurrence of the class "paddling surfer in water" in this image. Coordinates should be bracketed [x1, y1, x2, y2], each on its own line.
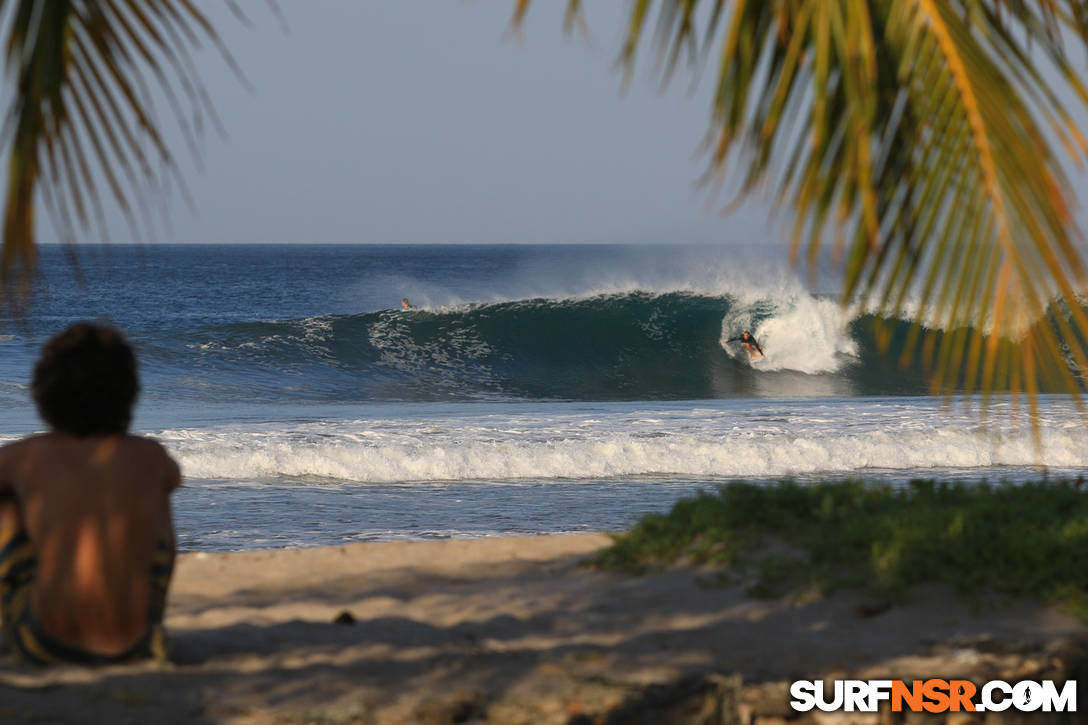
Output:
[727, 330, 764, 358]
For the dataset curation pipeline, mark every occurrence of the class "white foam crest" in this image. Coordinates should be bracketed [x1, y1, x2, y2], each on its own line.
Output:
[159, 402, 1088, 483]
[357, 245, 1072, 336]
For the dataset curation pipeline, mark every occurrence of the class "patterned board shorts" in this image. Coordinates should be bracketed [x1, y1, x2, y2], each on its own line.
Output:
[0, 524, 173, 666]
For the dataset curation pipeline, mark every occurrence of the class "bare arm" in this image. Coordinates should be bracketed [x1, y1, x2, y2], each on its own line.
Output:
[152, 440, 181, 494]
[165, 456, 181, 494]
[0, 442, 16, 499]
[139, 437, 181, 495]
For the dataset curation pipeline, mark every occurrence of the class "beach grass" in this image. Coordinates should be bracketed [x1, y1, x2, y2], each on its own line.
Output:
[594, 479, 1088, 616]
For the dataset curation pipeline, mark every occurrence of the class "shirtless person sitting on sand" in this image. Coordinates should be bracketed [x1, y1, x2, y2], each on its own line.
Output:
[0, 322, 180, 665]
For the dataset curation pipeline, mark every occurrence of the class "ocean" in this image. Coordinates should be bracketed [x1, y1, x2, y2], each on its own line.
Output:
[1, 244, 1085, 551]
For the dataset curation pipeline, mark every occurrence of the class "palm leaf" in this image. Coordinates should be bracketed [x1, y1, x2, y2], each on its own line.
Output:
[0, 0, 242, 301]
[515, 0, 1088, 430]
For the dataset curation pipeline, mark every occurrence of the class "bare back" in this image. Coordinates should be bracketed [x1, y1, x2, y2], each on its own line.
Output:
[0, 432, 179, 655]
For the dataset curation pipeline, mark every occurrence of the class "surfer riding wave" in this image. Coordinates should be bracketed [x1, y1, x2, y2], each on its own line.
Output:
[727, 330, 764, 358]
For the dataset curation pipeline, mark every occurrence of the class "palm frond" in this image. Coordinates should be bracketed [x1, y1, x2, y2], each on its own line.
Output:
[0, 0, 242, 297]
[516, 0, 1088, 428]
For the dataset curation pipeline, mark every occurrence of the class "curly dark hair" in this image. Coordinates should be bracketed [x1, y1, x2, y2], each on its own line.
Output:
[31, 323, 140, 437]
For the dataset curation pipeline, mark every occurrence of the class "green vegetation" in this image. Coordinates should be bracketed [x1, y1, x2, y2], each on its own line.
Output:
[595, 480, 1088, 616]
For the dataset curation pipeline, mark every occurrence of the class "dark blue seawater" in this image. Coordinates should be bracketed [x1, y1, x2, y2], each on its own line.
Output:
[0, 244, 1083, 549]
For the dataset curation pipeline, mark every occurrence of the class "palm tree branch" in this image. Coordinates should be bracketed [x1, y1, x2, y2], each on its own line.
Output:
[0, 0, 238, 286]
[516, 0, 1088, 420]
[910, 1, 1018, 264]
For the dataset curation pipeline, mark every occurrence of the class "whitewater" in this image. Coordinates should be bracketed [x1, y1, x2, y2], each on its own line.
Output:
[162, 400, 1085, 483]
[0, 244, 1084, 550]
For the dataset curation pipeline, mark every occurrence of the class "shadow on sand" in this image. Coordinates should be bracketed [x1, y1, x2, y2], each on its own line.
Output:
[2, 546, 1086, 724]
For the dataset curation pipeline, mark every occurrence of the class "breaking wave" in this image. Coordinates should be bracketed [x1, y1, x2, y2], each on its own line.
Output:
[141, 289, 1078, 403]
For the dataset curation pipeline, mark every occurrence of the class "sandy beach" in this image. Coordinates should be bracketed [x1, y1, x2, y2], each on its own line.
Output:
[2, 533, 1086, 724]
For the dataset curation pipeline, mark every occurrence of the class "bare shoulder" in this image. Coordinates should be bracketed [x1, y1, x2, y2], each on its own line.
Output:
[0, 433, 52, 464]
[125, 435, 181, 489]
[124, 435, 177, 466]
[0, 434, 56, 495]
[123, 434, 170, 455]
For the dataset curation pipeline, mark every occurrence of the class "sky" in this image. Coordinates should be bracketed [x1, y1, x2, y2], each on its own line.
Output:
[27, 2, 1088, 249]
[38, 1, 777, 246]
